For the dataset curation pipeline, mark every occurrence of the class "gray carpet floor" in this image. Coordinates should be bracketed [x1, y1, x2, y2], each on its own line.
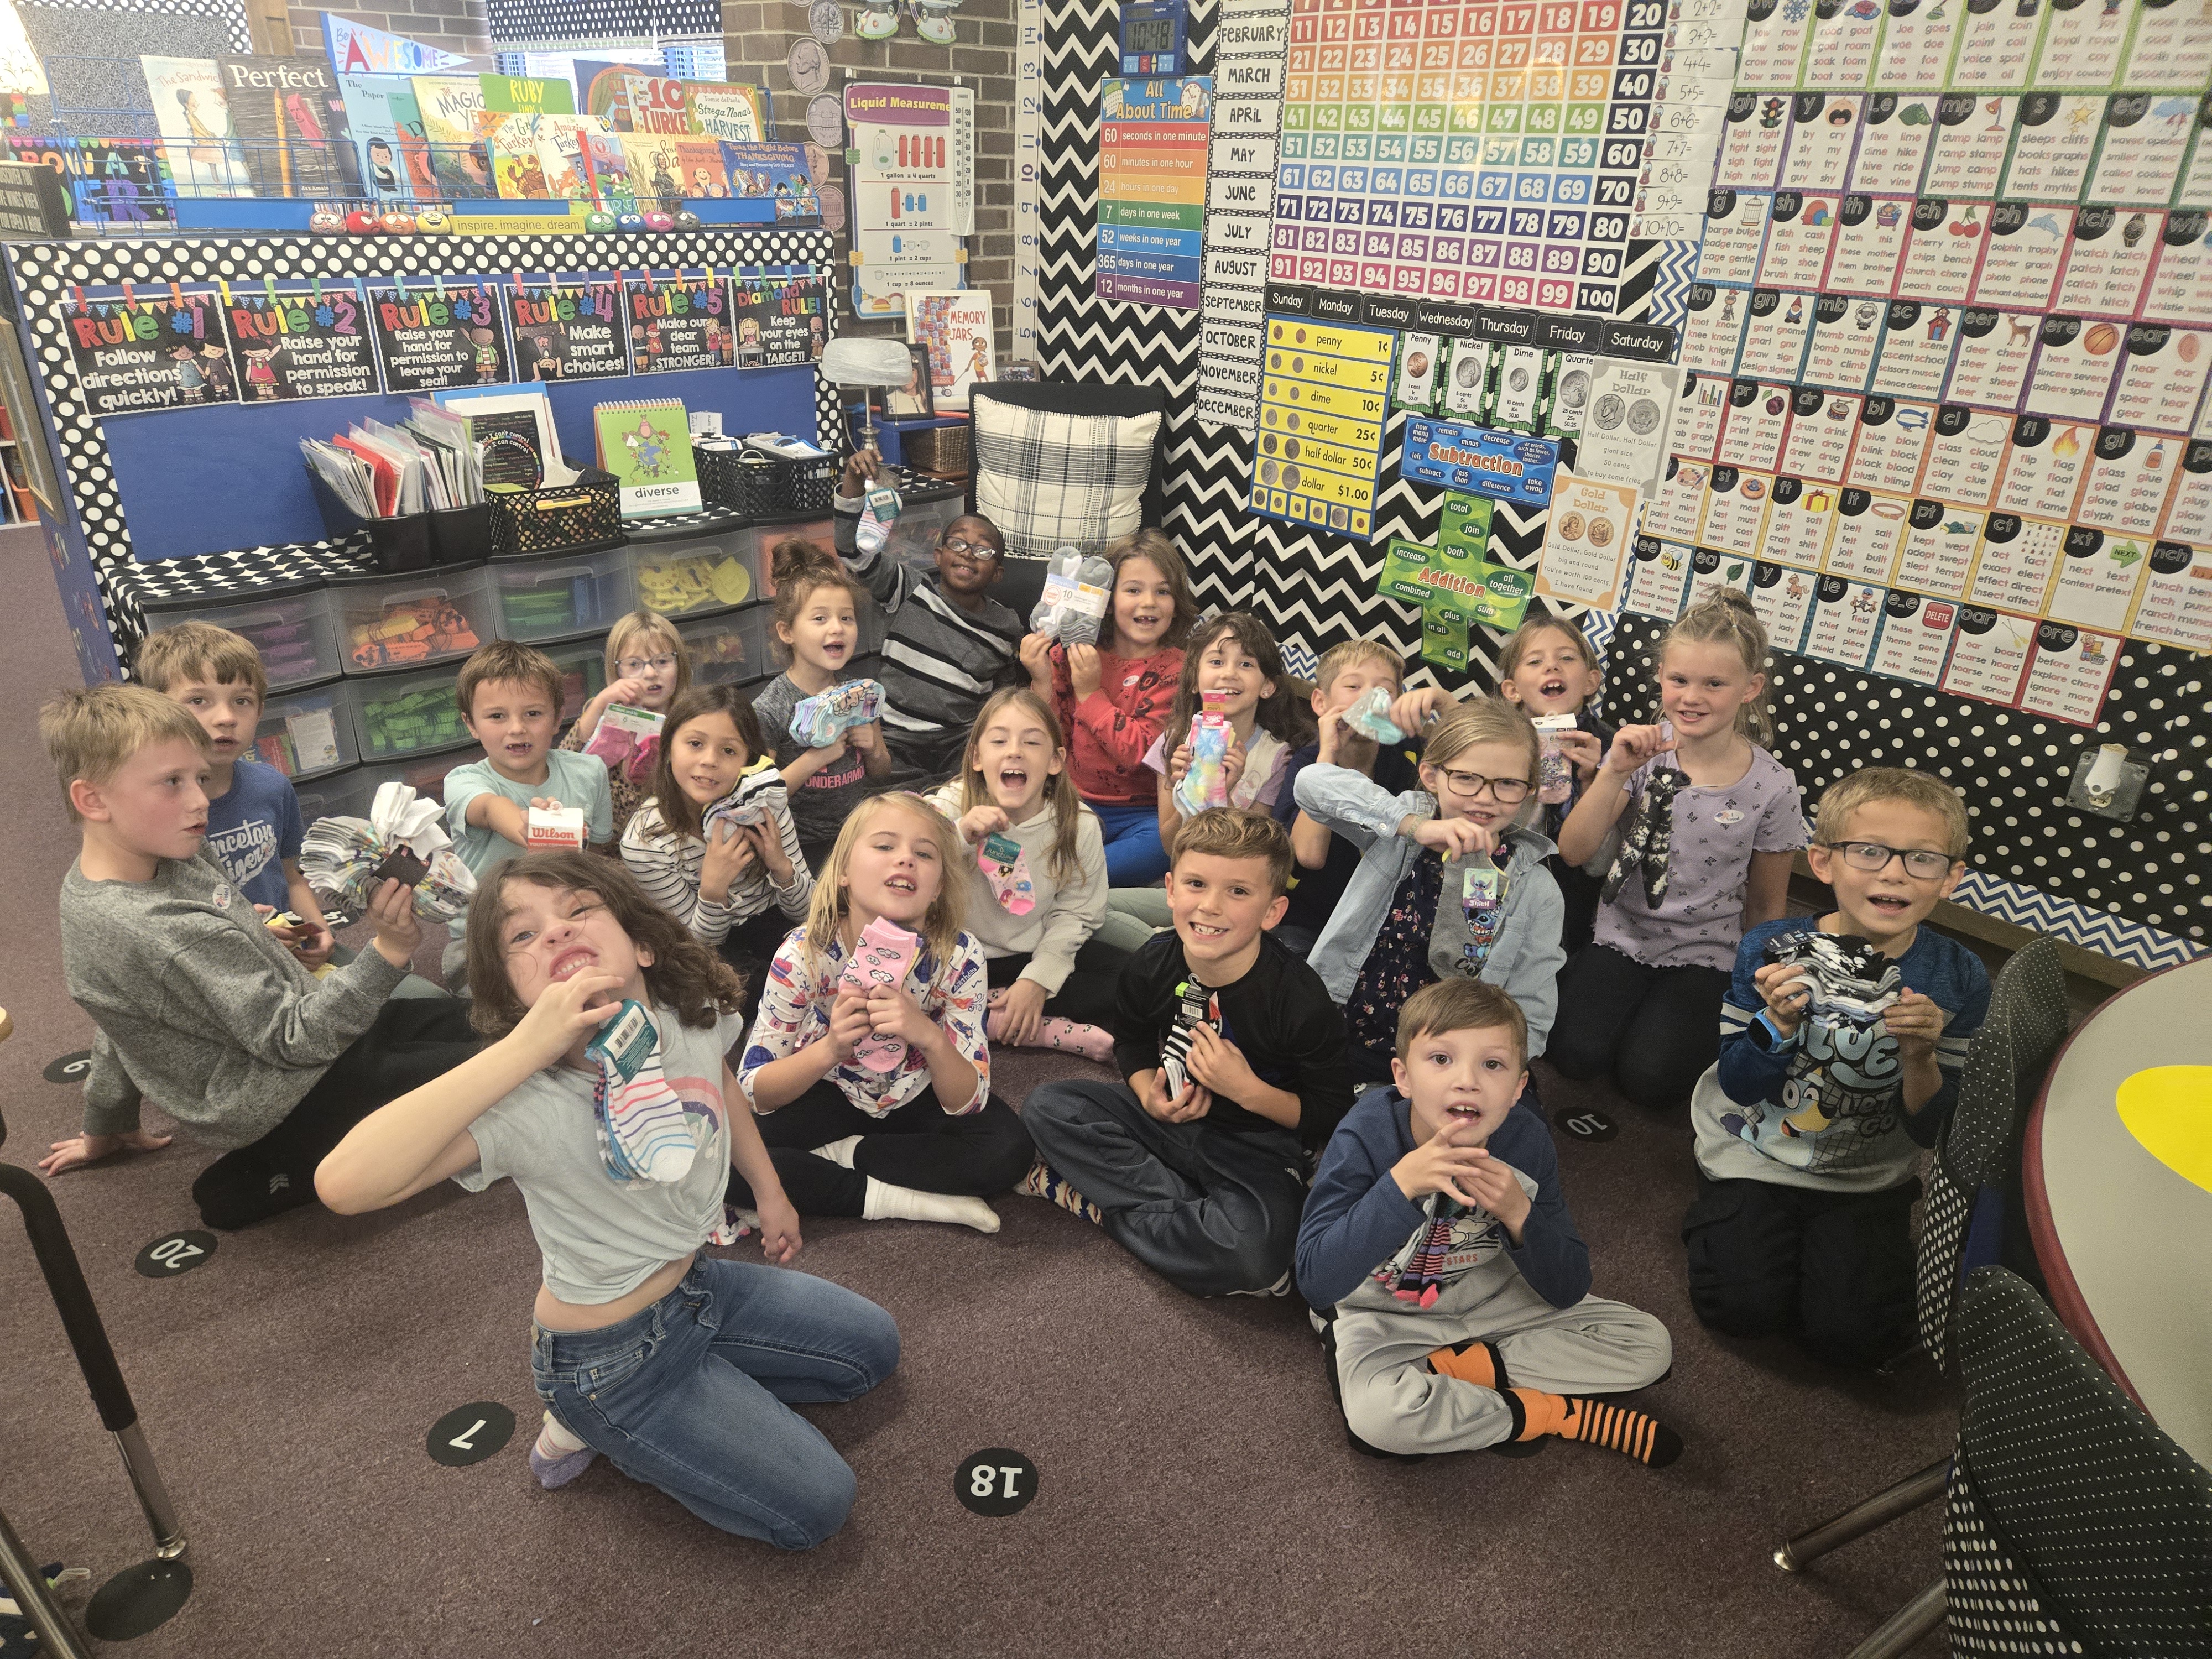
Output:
[0, 533, 1952, 1656]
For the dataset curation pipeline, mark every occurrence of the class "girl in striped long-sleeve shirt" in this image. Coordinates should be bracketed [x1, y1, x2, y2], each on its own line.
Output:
[620, 686, 813, 975]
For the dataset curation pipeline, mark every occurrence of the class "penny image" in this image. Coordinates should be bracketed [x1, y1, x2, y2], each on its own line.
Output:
[1406, 351, 1430, 378]
[1587, 517, 1613, 547]
[1556, 512, 1587, 540]
[1592, 393, 1626, 430]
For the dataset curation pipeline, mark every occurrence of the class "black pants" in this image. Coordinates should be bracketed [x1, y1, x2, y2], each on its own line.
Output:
[716, 909, 806, 1025]
[984, 938, 1130, 1029]
[726, 1081, 1034, 1217]
[1546, 942, 1731, 1109]
[1548, 854, 1605, 957]
[192, 998, 481, 1230]
[1681, 1171, 1922, 1369]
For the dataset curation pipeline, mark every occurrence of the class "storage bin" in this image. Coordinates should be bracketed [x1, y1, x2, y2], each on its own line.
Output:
[348, 663, 471, 759]
[319, 740, 479, 822]
[542, 631, 613, 727]
[627, 512, 759, 619]
[117, 558, 342, 690]
[490, 545, 636, 641]
[253, 677, 358, 781]
[322, 561, 493, 673]
[747, 513, 839, 599]
[677, 606, 773, 688]
[487, 469, 622, 559]
[291, 770, 347, 830]
[695, 443, 779, 517]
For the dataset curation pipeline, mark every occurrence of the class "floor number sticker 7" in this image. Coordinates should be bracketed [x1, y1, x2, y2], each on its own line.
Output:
[427, 1402, 515, 1467]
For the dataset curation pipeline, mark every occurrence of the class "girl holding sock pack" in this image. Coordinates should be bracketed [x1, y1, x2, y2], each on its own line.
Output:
[1551, 590, 1807, 1111]
[560, 609, 692, 842]
[1295, 699, 1566, 1084]
[314, 852, 897, 1548]
[736, 793, 1033, 1233]
[925, 688, 1126, 1062]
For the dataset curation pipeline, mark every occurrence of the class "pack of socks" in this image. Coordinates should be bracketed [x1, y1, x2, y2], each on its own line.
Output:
[839, 917, 920, 1073]
[1159, 979, 1219, 1099]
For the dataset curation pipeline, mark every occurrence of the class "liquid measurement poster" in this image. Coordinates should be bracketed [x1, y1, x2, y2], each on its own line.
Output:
[845, 81, 968, 317]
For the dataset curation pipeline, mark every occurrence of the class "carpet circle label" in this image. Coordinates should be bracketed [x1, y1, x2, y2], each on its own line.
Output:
[427, 1402, 515, 1467]
[1551, 1107, 1619, 1143]
[955, 1448, 1039, 1516]
[44, 1048, 91, 1083]
[133, 1230, 216, 1278]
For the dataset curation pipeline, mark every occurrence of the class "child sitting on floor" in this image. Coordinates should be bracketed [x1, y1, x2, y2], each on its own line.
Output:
[925, 688, 1124, 1060]
[1296, 700, 1565, 1086]
[735, 792, 1033, 1233]
[1023, 526, 1196, 888]
[559, 609, 692, 842]
[1272, 639, 1423, 958]
[1552, 591, 1808, 1110]
[314, 851, 898, 1547]
[39, 686, 479, 1230]
[1296, 979, 1680, 1465]
[836, 447, 1025, 780]
[1683, 767, 1988, 1368]
[1022, 810, 1350, 1297]
[444, 639, 616, 876]
[620, 684, 813, 969]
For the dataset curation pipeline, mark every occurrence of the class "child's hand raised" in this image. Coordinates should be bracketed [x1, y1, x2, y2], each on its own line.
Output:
[826, 987, 874, 1063]
[602, 674, 650, 712]
[510, 969, 627, 1070]
[1389, 1115, 1491, 1204]
[1018, 632, 1057, 690]
[957, 804, 1011, 845]
[364, 875, 423, 968]
[1408, 816, 1499, 859]
[1752, 961, 1812, 1035]
[1882, 987, 1950, 1061]
[1604, 723, 1676, 775]
[1066, 644, 1102, 698]
[839, 445, 882, 496]
[1389, 686, 1451, 737]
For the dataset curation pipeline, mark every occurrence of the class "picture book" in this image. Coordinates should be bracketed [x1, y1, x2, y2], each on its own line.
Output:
[620, 73, 692, 135]
[536, 116, 601, 200]
[672, 137, 729, 200]
[722, 141, 817, 206]
[684, 83, 766, 143]
[478, 110, 549, 199]
[594, 398, 701, 517]
[479, 74, 574, 116]
[340, 72, 414, 200]
[380, 81, 443, 197]
[907, 291, 995, 409]
[580, 127, 634, 206]
[576, 60, 645, 129]
[142, 56, 253, 197]
[620, 133, 684, 206]
[410, 74, 493, 199]
[217, 56, 347, 194]
[9, 135, 174, 225]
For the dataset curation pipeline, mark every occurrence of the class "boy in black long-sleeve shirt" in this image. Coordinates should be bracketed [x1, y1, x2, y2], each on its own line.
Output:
[1021, 810, 1350, 1296]
[1297, 980, 1680, 1463]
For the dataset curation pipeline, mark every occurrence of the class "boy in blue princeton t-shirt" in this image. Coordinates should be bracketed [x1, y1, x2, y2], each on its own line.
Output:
[137, 622, 337, 969]
[1682, 767, 1991, 1369]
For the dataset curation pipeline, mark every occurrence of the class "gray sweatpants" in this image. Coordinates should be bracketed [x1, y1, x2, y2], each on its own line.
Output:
[1329, 1271, 1672, 1456]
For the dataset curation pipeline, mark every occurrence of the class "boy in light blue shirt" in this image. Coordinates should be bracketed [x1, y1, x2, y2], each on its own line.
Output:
[442, 640, 614, 880]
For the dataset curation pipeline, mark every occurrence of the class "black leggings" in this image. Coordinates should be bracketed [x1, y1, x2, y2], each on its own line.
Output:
[1545, 942, 1731, 1110]
[984, 937, 1130, 1029]
[727, 1081, 1034, 1217]
[192, 998, 481, 1230]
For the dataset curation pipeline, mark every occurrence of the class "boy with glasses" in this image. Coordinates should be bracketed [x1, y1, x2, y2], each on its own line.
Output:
[1682, 767, 1990, 1368]
[835, 448, 1026, 780]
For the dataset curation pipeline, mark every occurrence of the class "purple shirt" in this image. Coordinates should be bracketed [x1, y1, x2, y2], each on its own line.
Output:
[1594, 745, 1807, 971]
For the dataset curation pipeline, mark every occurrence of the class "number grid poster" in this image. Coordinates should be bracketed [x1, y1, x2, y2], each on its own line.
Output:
[1098, 77, 1212, 309]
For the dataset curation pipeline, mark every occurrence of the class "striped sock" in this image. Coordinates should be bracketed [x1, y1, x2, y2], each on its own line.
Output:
[1016, 1156, 1104, 1225]
[1425, 1338, 1508, 1391]
[1509, 1388, 1683, 1468]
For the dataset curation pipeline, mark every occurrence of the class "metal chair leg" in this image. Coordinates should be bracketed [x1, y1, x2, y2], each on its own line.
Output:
[0, 1500, 92, 1659]
[1844, 1579, 1946, 1659]
[1774, 1458, 1949, 1571]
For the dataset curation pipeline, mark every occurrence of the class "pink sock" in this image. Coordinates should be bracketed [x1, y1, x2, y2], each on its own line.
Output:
[1032, 1017, 1114, 1062]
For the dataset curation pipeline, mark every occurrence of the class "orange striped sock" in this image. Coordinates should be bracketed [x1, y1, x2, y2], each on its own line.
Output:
[1425, 1338, 1506, 1391]
[1509, 1388, 1683, 1468]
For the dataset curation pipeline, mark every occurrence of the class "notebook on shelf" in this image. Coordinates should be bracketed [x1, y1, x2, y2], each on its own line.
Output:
[594, 399, 701, 517]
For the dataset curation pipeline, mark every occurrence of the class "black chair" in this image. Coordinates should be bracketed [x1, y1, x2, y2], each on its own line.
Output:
[0, 1067, 192, 1655]
[1772, 937, 2072, 1657]
[1945, 1265, 2212, 1656]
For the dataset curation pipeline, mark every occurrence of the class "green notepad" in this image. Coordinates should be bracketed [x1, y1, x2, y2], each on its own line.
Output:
[593, 399, 701, 518]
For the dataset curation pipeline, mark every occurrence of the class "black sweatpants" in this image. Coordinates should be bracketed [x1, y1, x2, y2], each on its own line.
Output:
[984, 937, 1131, 1029]
[1548, 854, 1605, 957]
[192, 998, 482, 1231]
[1545, 942, 1731, 1110]
[1681, 1171, 1922, 1369]
[726, 1081, 1034, 1217]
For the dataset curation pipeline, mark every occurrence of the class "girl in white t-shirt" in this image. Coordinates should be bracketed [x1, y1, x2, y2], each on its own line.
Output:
[315, 851, 896, 1548]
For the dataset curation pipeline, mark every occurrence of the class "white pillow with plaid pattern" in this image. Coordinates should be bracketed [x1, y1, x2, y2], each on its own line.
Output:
[972, 400, 1161, 557]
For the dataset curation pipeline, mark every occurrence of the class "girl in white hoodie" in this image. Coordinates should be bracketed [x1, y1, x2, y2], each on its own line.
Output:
[928, 688, 1123, 1061]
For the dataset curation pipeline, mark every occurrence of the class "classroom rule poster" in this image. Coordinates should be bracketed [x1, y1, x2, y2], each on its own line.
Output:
[730, 270, 827, 367]
[368, 283, 509, 394]
[623, 274, 734, 373]
[507, 279, 628, 380]
[1098, 78, 1212, 309]
[844, 80, 967, 317]
[65, 289, 236, 416]
[225, 281, 380, 401]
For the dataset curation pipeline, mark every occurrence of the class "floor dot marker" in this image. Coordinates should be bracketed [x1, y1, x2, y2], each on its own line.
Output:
[44, 1049, 91, 1084]
[427, 1402, 515, 1467]
[1552, 1107, 1619, 1144]
[955, 1448, 1039, 1517]
[134, 1230, 216, 1279]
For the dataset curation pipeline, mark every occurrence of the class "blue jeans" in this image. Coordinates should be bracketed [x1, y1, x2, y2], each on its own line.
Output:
[1092, 799, 1169, 886]
[530, 1256, 899, 1548]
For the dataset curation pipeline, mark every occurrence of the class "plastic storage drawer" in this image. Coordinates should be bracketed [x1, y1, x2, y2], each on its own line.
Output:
[491, 546, 636, 642]
[319, 741, 478, 821]
[325, 562, 493, 673]
[291, 770, 348, 830]
[252, 678, 358, 781]
[627, 512, 760, 619]
[748, 514, 838, 598]
[542, 632, 613, 728]
[678, 606, 773, 688]
[124, 571, 343, 690]
[349, 664, 471, 760]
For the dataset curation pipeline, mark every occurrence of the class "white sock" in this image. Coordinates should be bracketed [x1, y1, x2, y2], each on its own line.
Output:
[861, 1175, 1001, 1233]
[810, 1135, 863, 1168]
[538, 1411, 588, 1454]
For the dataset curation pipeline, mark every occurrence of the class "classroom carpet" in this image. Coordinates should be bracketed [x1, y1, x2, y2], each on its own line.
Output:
[0, 533, 1953, 1657]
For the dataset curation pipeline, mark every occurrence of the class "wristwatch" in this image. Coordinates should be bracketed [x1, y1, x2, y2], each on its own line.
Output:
[1748, 1010, 1800, 1052]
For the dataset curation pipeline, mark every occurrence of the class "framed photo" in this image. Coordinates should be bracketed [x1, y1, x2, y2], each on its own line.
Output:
[885, 342, 934, 418]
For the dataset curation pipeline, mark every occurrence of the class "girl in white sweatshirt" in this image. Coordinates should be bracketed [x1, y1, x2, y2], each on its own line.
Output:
[927, 688, 1124, 1060]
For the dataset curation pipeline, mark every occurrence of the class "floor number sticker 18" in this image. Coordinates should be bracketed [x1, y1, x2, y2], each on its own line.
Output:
[954, 1447, 1040, 1516]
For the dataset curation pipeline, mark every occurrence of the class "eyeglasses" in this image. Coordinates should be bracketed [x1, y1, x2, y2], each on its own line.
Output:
[1433, 768, 1532, 804]
[1818, 840, 1960, 880]
[616, 654, 678, 677]
[939, 536, 1000, 561]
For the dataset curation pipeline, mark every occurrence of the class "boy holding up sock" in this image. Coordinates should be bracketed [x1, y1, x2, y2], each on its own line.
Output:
[1297, 980, 1679, 1465]
[1021, 810, 1350, 1297]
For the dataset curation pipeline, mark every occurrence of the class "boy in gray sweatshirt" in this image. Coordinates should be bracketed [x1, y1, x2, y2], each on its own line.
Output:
[39, 686, 478, 1229]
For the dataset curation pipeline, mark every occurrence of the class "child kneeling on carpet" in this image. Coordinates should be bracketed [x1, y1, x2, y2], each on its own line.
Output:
[1297, 979, 1680, 1465]
[1297, 699, 1564, 1085]
[1022, 810, 1350, 1297]
[316, 852, 897, 1547]
[735, 792, 1033, 1233]
[925, 688, 1125, 1060]
[1682, 767, 1987, 1369]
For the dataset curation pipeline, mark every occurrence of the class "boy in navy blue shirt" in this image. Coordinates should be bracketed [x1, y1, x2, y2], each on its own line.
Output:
[1298, 979, 1678, 1464]
[1683, 767, 1991, 1368]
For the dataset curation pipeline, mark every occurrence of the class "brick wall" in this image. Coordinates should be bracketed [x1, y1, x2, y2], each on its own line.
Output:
[289, 1, 493, 62]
